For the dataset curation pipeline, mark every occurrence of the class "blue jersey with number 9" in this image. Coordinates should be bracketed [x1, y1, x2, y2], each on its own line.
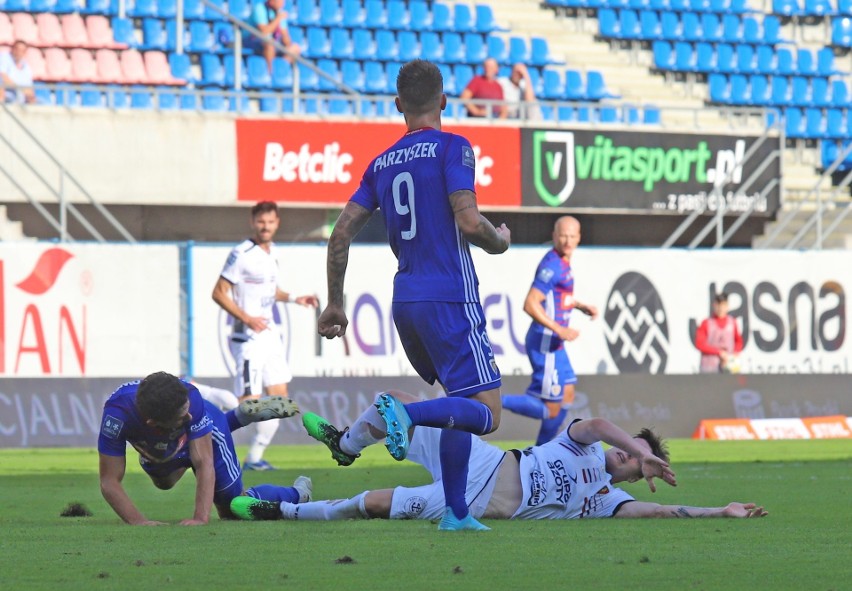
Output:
[350, 127, 478, 303]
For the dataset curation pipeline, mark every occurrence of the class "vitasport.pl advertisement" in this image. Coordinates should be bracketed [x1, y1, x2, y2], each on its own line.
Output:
[520, 128, 782, 215]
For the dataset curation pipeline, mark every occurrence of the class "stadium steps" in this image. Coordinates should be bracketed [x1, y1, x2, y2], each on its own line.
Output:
[752, 209, 852, 249]
[0, 205, 35, 241]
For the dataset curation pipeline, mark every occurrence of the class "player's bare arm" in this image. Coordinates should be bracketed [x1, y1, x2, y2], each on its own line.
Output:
[275, 288, 319, 308]
[570, 418, 677, 491]
[319, 201, 372, 338]
[99, 453, 166, 526]
[450, 190, 510, 254]
[183, 434, 215, 526]
[614, 500, 768, 519]
[523, 287, 579, 341]
[212, 276, 268, 333]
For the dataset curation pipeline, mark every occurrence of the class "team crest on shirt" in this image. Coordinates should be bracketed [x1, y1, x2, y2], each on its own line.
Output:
[537, 268, 555, 283]
[403, 496, 427, 517]
[461, 145, 475, 169]
[101, 415, 123, 439]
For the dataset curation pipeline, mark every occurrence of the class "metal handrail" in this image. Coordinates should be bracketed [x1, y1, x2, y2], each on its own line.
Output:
[0, 101, 135, 242]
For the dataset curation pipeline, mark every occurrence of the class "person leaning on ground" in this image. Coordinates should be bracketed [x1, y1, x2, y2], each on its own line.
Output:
[460, 57, 507, 119]
[0, 40, 36, 104]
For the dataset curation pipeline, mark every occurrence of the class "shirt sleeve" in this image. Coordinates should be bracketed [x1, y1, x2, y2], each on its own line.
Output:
[186, 386, 214, 441]
[220, 246, 242, 285]
[350, 162, 379, 212]
[443, 134, 477, 196]
[694, 318, 719, 355]
[530, 254, 557, 294]
[97, 403, 129, 457]
[251, 3, 270, 25]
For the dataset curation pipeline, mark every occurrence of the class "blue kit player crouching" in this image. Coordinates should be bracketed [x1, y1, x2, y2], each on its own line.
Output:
[317, 59, 511, 531]
[98, 371, 311, 525]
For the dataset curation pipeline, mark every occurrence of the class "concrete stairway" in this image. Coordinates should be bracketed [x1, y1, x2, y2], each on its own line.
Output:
[0, 205, 34, 241]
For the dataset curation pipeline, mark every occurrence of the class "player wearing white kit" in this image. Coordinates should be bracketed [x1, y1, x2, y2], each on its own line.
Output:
[232, 406, 768, 522]
[212, 201, 318, 471]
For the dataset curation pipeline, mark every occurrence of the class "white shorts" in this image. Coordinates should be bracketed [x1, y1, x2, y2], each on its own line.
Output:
[229, 328, 292, 396]
[389, 426, 506, 521]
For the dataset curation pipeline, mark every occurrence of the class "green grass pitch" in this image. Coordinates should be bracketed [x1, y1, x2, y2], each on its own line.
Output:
[1, 439, 850, 591]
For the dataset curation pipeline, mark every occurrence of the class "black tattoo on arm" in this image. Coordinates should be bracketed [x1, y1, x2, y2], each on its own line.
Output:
[672, 507, 695, 518]
[327, 202, 371, 307]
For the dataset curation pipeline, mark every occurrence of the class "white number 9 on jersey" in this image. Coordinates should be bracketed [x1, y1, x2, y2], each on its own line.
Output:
[392, 171, 416, 240]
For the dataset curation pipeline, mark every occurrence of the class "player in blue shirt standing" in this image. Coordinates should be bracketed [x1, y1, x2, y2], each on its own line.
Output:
[502, 216, 598, 445]
[98, 371, 310, 525]
[315, 59, 511, 531]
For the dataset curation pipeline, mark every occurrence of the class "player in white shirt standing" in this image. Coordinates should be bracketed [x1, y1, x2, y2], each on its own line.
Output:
[212, 201, 319, 471]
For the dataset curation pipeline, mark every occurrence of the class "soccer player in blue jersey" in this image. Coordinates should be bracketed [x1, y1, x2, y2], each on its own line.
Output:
[98, 371, 310, 525]
[316, 59, 511, 531]
[502, 216, 599, 446]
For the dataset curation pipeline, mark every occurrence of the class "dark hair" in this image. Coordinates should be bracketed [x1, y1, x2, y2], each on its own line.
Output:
[635, 427, 669, 463]
[397, 59, 443, 115]
[135, 371, 189, 424]
[713, 292, 728, 304]
[251, 201, 279, 218]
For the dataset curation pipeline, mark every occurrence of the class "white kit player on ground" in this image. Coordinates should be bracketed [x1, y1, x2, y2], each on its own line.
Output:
[212, 201, 319, 471]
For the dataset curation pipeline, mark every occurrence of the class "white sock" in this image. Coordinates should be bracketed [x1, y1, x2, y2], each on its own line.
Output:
[280, 492, 369, 521]
[245, 419, 279, 463]
[339, 399, 385, 456]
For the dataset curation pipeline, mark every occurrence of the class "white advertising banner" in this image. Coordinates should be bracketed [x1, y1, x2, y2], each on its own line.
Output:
[191, 245, 850, 378]
[0, 243, 181, 377]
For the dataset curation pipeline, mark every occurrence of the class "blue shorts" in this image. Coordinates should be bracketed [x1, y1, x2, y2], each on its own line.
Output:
[524, 329, 577, 402]
[140, 404, 243, 509]
[393, 300, 501, 397]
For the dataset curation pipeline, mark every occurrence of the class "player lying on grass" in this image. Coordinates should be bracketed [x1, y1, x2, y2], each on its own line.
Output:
[231, 392, 768, 522]
[98, 371, 311, 526]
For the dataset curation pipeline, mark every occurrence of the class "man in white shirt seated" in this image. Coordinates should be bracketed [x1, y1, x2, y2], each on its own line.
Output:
[0, 40, 36, 104]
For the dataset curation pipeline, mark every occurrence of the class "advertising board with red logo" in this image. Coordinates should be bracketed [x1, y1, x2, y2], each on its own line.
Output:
[235, 120, 521, 207]
[0, 244, 181, 377]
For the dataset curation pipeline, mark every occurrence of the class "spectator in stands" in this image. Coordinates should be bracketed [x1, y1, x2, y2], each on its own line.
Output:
[498, 62, 541, 120]
[244, 0, 301, 72]
[695, 292, 744, 373]
[461, 57, 507, 119]
[0, 40, 36, 104]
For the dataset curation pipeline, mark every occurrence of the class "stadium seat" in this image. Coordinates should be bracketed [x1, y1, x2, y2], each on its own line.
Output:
[341, 59, 365, 93]
[762, 15, 785, 44]
[771, 75, 791, 105]
[773, 0, 802, 17]
[228, 0, 251, 20]
[755, 44, 775, 74]
[464, 32, 487, 63]
[223, 54, 247, 88]
[453, 62, 474, 89]
[270, 56, 293, 89]
[168, 51, 193, 83]
[832, 16, 852, 46]
[476, 4, 507, 33]
[5, 0, 31, 11]
[749, 74, 770, 105]
[157, 88, 178, 109]
[443, 32, 465, 63]
[363, 60, 387, 93]
[565, 69, 585, 99]
[141, 18, 168, 51]
[741, 17, 762, 44]
[804, 107, 827, 138]
[721, 13, 740, 42]
[531, 36, 561, 65]
[410, 1, 433, 30]
[44, 47, 73, 82]
[80, 0, 110, 14]
[353, 28, 376, 60]
[736, 44, 756, 74]
[541, 68, 565, 99]
[700, 13, 722, 41]
[825, 108, 845, 138]
[486, 35, 508, 63]
[599, 106, 620, 122]
[675, 42, 695, 71]
[695, 42, 716, 72]
[342, 1, 365, 27]
[156, 0, 176, 18]
[587, 70, 618, 99]
[599, 8, 620, 38]
[320, 0, 343, 27]
[79, 84, 103, 107]
[432, 2, 454, 32]
[111, 17, 137, 48]
[183, 0, 204, 20]
[305, 26, 331, 59]
[297, 62, 320, 91]
[294, 0, 320, 26]
[653, 40, 674, 70]
[804, 0, 836, 16]
[831, 79, 850, 107]
[790, 75, 812, 106]
[31, 0, 58, 12]
[817, 47, 839, 76]
[681, 12, 701, 42]
[330, 27, 353, 59]
[120, 49, 151, 84]
[327, 98, 353, 115]
[179, 92, 197, 110]
[86, 15, 126, 49]
[708, 73, 730, 102]
[11, 13, 39, 47]
[640, 10, 661, 38]
[385, 60, 403, 93]
[188, 21, 214, 53]
[364, 0, 388, 28]
[230, 93, 250, 113]
[797, 49, 817, 76]
[259, 95, 281, 113]
[144, 50, 183, 85]
[644, 105, 662, 124]
[387, 0, 410, 29]
[35, 14, 63, 48]
[454, 3, 476, 33]
[70, 47, 99, 82]
[201, 94, 227, 111]
[375, 29, 399, 61]
[811, 76, 830, 107]
[200, 53, 225, 86]
[776, 47, 796, 75]
[130, 88, 154, 109]
[729, 73, 749, 104]
[508, 36, 530, 64]
[660, 11, 681, 40]
[94, 48, 123, 83]
[316, 58, 338, 91]
[436, 62, 456, 94]
[398, 30, 420, 62]
[130, 0, 158, 18]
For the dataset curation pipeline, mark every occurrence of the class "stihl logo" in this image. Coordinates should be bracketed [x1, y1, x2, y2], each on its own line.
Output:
[0, 248, 87, 374]
[262, 142, 354, 184]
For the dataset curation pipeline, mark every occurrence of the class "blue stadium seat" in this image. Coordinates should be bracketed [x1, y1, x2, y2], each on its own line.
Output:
[387, 0, 410, 29]
[129, 0, 158, 18]
[325, 98, 353, 116]
[624, 105, 642, 124]
[306, 27, 331, 59]
[476, 4, 507, 32]
[840, 0, 852, 13]
[599, 106, 619, 123]
[736, 44, 756, 74]
[640, 10, 661, 38]
[342, 0, 365, 27]
[773, 0, 802, 17]
[587, 70, 618, 99]
[271, 57, 293, 89]
[804, 0, 836, 16]
[770, 75, 791, 105]
[716, 43, 736, 73]
[454, 3, 476, 32]
[246, 55, 271, 89]
[181, 0, 203, 19]
[376, 30, 399, 61]
[204, 0, 225, 21]
[364, 60, 387, 93]
[763, 15, 785, 44]
[259, 95, 280, 113]
[790, 75, 812, 106]
[365, 0, 388, 28]
[298, 62, 320, 91]
[81, 0, 109, 14]
[542, 68, 565, 99]
[223, 54, 247, 88]
[797, 48, 817, 76]
[487, 35, 508, 63]
[805, 107, 827, 138]
[508, 36, 530, 63]
[831, 79, 850, 107]
[756, 44, 775, 74]
[168, 52, 194, 83]
[644, 105, 662, 124]
[296, 0, 321, 26]
[629, 0, 652, 11]
[669, 0, 689, 12]
[741, 17, 761, 44]
[619, 8, 641, 39]
[189, 21, 214, 53]
[650, 0, 671, 11]
[316, 58, 339, 91]
[31, 0, 57, 11]
[320, 0, 343, 27]
[700, 13, 722, 41]
[721, 13, 740, 42]
[156, 0, 176, 18]
[200, 94, 226, 112]
[341, 60, 365, 93]
[708, 73, 730, 102]
[831, 16, 852, 46]
[825, 108, 845, 138]
[385, 61, 404, 92]
[555, 105, 574, 122]
[230, 94, 250, 113]
[464, 33, 487, 63]
[729, 73, 749, 103]
[200, 53, 225, 86]
[749, 74, 770, 105]
[212, 21, 235, 52]
[353, 29, 377, 60]
[681, 12, 701, 42]
[410, 1, 433, 30]
[54, 0, 79, 12]
[695, 41, 716, 71]
[107, 86, 128, 108]
[432, 2, 454, 31]
[420, 31, 444, 62]
[817, 47, 839, 75]
[142, 18, 169, 51]
[660, 11, 682, 40]
[396, 30, 418, 61]
[443, 32, 465, 63]
[811, 76, 830, 107]
[131, 89, 154, 109]
[228, 0, 251, 20]
[599, 8, 620, 37]
[157, 89, 178, 109]
[80, 85, 104, 108]
[437, 63, 456, 94]
[565, 69, 585, 99]
[111, 17, 137, 47]
[675, 41, 695, 71]
[329, 27, 353, 59]
[531, 36, 561, 65]
[178, 93, 197, 110]
[653, 40, 674, 69]
[776, 47, 796, 75]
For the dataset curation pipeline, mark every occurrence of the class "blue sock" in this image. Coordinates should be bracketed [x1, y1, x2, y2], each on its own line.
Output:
[502, 394, 548, 420]
[535, 407, 568, 446]
[405, 398, 492, 435]
[439, 429, 472, 519]
[226, 409, 241, 433]
[244, 484, 299, 504]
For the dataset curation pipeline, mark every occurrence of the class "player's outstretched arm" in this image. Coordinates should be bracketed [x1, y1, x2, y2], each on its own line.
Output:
[450, 190, 510, 254]
[182, 434, 215, 526]
[99, 453, 167, 526]
[614, 501, 768, 519]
